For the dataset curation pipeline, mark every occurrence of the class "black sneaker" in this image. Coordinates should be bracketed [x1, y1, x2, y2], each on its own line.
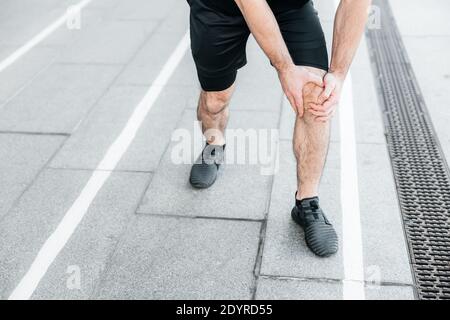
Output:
[189, 143, 225, 189]
[291, 196, 338, 257]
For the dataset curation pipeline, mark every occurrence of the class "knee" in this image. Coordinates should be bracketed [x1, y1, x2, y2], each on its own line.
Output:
[202, 90, 231, 115]
[301, 82, 325, 124]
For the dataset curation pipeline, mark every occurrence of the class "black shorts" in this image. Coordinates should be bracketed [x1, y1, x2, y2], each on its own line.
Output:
[187, 0, 329, 91]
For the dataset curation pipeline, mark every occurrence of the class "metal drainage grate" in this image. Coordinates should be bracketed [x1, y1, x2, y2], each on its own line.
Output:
[367, 0, 450, 300]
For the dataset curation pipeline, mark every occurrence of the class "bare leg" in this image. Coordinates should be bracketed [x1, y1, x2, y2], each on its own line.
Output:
[190, 85, 235, 188]
[293, 67, 330, 200]
[196, 84, 235, 146]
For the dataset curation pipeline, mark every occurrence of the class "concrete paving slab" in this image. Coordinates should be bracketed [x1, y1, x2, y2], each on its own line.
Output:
[396, 37, 450, 169]
[0, 168, 89, 298]
[56, 20, 157, 64]
[0, 45, 17, 62]
[358, 143, 414, 285]
[0, 0, 78, 46]
[95, 215, 261, 299]
[255, 277, 415, 300]
[42, 1, 171, 49]
[0, 64, 121, 133]
[257, 277, 342, 300]
[0, 168, 150, 299]
[31, 171, 150, 299]
[85, 0, 121, 9]
[38, 6, 110, 48]
[0, 134, 64, 219]
[351, 39, 387, 144]
[106, 0, 177, 21]
[50, 85, 192, 172]
[37, 0, 135, 48]
[364, 284, 415, 300]
[137, 109, 279, 219]
[117, 34, 195, 87]
[390, 0, 450, 37]
[260, 141, 344, 280]
[0, 47, 56, 105]
[156, 1, 190, 35]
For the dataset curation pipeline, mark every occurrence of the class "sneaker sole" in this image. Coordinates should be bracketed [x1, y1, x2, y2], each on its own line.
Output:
[291, 206, 338, 258]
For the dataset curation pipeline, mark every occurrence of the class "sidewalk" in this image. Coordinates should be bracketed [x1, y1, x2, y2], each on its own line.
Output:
[0, 0, 419, 299]
[390, 0, 450, 164]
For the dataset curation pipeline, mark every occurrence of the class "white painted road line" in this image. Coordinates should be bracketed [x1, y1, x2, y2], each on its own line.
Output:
[331, 0, 365, 300]
[0, 0, 93, 74]
[339, 74, 365, 300]
[8, 31, 190, 300]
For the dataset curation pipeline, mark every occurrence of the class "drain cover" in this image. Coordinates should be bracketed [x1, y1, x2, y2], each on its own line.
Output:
[367, 0, 450, 300]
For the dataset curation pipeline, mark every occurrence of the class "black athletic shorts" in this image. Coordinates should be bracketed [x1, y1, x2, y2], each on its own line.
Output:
[187, 0, 329, 91]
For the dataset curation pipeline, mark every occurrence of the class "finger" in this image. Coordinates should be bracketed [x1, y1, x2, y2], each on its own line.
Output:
[315, 108, 337, 122]
[315, 115, 331, 122]
[308, 103, 324, 111]
[309, 95, 338, 111]
[286, 95, 298, 115]
[308, 107, 334, 117]
[306, 72, 324, 87]
[318, 79, 336, 104]
[318, 85, 334, 104]
[308, 101, 333, 112]
[322, 95, 338, 110]
[294, 93, 304, 117]
[309, 103, 337, 117]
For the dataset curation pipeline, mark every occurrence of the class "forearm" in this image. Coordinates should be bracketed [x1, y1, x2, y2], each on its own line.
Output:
[234, 0, 292, 71]
[330, 0, 371, 78]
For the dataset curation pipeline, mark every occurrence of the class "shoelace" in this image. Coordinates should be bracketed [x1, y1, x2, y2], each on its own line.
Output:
[302, 200, 321, 220]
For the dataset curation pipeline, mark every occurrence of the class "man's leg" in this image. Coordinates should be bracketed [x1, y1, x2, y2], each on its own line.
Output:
[187, 0, 249, 188]
[189, 84, 235, 188]
[293, 67, 329, 200]
[290, 66, 338, 257]
[196, 84, 235, 147]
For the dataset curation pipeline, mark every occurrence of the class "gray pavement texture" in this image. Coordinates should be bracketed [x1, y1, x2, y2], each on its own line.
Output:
[96, 216, 261, 300]
[256, 277, 415, 300]
[3, 0, 443, 299]
[390, 0, 450, 167]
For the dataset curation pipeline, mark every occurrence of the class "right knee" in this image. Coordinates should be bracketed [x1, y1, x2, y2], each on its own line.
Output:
[302, 82, 323, 124]
[201, 90, 232, 116]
